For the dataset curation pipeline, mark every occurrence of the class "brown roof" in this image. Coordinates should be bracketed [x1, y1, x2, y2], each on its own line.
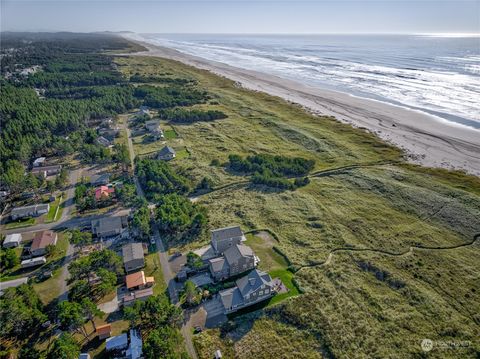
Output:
[126, 271, 147, 289]
[96, 324, 112, 335]
[31, 230, 57, 251]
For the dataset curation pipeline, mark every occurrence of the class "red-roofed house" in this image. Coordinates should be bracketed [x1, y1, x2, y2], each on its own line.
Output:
[95, 186, 114, 201]
[96, 324, 112, 340]
[125, 271, 155, 291]
[31, 230, 57, 256]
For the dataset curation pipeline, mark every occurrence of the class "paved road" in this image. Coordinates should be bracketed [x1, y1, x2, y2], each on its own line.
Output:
[0, 277, 28, 293]
[123, 116, 198, 359]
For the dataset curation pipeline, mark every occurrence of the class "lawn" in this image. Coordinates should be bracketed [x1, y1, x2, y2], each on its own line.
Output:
[144, 252, 166, 295]
[4, 217, 35, 229]
[116, 55, 480, 358]
[164, 127, 178, 140]
[174, 147, 189, 161]
[45, 196, 63, 222]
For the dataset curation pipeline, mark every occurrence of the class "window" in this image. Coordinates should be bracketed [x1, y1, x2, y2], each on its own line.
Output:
[259, 290, 264, 295]
[265, 289, 269, 294]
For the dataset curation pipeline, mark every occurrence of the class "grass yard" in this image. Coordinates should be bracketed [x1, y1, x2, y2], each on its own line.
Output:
[174, 147, 190, 160]
[45, 196, 63, 222]
[163, 126, 178, 140]
[117, 55, 480, 358]
[4, 217, 36, 229]
[144, 252, 166, 295]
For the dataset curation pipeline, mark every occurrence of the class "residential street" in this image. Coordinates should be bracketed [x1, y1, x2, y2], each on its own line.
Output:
[123, 116, 198, 359]
[0, 277, 28, 293]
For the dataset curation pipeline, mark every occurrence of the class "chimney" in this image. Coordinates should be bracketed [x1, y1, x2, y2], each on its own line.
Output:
[249, 278, 256, 286]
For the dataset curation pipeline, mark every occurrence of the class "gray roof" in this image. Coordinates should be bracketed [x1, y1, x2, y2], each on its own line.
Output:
[91, 215, 127, 234]
[90, 173, 110, 185]
[224, 244, 254, 266]
[11, 203, 49, 217]
[236, 269, 273, 297]
[122, 243, 144, 263]
[96, 136, 111, 146]
[158, 146, 175, 156]
[209, 257, 229, 273]
[126, 329, 143, 359]
[219, 286, 244, 309]
[106, 333, 128, 351]
[31, 165, 61, 173]
[211, 226, 243, 242]
[4, 233, 22, 245]
[145, 120, 161, 131]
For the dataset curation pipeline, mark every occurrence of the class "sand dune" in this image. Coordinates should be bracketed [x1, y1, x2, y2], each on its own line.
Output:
[123, 37, 480, 176]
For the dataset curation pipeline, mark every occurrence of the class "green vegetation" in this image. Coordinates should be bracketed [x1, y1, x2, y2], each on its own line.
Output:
[0, 33, 140, 193]
[4, 217, 36, 229]
[124, 295, 187, 358]
[155, 193, 208, 243]
[159, 107, 227, 123]
[133, 85, 209, 109]
[164, 128, 178, 139]
[132, 204, 152, 238]
[47, 333, 80, 359]
[45, 196, 62, 222]
[68, 249, 123, 302]
[136, 158, 191, 200]
[118, 55, 480, 358]
[0, 284, 47, 341]
[228, 153, 314, 190]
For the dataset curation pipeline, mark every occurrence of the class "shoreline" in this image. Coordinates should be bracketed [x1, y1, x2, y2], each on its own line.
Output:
[122, 35, 480, 176]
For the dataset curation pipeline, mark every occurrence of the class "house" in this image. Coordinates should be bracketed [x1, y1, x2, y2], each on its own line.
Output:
[125, 329, 143, 359]
[122, 287, 154, 306]
[96, 324, 112, 340]
[211, 226, 246, 255]
[96, 136, 112, 147]
[3, 233, 22, 248]
[31, 165, 62, 178]
[94, 185, 115, 201]
[21, 256, 47, 268]
[33, 157, 46, 167]
[98, 128, 119, 140]
[157, 146, 176, 161]
[79, 354, 91, 359]
[90, 173, 110, 186]
[10, 203, 50, 220]
[122, 243, 145, 273]
[145, 120, 164, 140]
[209, 244, 256, 281]
[125, 271, 155, 291]
[219, 269, 275, 314]
[137, 106, 150, 117]
[106, 333, 128, 352]
[91, 215, 128, 239]
[31, 230, 57, 256]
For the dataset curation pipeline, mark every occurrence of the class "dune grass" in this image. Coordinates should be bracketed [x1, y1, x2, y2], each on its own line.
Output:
[116, 55, 480, 358]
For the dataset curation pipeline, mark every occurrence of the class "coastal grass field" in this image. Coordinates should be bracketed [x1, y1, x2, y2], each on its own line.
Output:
[116, 55, 480, 358]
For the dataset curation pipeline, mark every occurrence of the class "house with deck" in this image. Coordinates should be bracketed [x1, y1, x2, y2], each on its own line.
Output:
[145, 120, 164, 140]
[125, 271, 155, 291]
[219, 269, 275, 314]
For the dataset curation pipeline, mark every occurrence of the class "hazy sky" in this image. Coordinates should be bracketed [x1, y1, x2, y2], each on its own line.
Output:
[2, 0, 479, 34]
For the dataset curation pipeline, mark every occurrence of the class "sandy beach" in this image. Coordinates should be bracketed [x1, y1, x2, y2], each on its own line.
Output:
[123, 36, 480, 176]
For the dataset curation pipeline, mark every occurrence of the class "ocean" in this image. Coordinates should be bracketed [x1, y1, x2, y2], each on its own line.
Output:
[135, 34, 480, 129]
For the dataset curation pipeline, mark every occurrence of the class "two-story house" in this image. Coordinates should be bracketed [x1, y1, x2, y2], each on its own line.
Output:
[219, 269, 275, 314]
[208, 243, 256, 281]
[211, 226, 246, 255]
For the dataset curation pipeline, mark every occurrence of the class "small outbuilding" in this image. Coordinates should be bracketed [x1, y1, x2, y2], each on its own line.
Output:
[3, 233, 22, 248]
[96, 323, 112, 340]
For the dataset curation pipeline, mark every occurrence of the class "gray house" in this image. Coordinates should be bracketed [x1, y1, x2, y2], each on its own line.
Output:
[91, 215, 128, 238]
[209, 244, 256, 281]
[211, 226, 246, 255]
[10, 203, 50, 220]
[157, 146, 176, 161]
[122, 243, 145, 273]
[145, 120, 164, 140]
[219, 269, 275, 314]
[31, 165, 62, 178]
